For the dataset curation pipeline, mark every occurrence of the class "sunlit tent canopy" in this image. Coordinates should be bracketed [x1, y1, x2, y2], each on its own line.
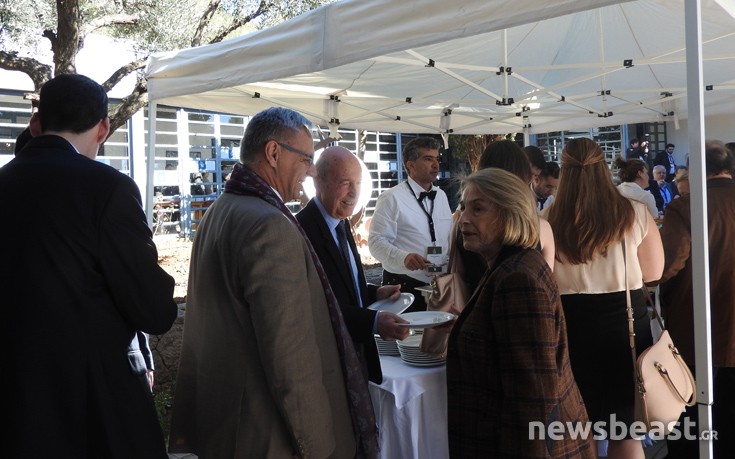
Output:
[147, 2, 730, 455]
[147, 0, 735, 138]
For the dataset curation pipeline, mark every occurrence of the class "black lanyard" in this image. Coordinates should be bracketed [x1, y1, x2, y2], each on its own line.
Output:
[406, 181, 436, 244]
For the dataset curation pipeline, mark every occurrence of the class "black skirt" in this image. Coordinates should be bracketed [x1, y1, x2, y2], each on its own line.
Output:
[561, 289, 652, 430]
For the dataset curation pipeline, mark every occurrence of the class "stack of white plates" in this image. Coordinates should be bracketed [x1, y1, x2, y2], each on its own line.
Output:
[396, 335, 446, 367]
[374, 335, 399, 356]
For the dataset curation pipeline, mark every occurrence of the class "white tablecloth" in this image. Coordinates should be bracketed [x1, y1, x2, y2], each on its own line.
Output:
[369, 355, 448, 459]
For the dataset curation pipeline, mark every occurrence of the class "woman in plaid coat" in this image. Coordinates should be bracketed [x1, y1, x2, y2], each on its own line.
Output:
[446, 168, 595, 458]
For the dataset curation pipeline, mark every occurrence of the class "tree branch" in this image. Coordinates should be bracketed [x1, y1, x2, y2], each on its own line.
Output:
[101, 56, 148, 92]
[208, 2, 268, 45]
[107, 76, 148, 139]
[42, 29, 57, 49]
[84, 13, 140, 35]
[0, 51, 53, 91]
[191, 0, 221, 48]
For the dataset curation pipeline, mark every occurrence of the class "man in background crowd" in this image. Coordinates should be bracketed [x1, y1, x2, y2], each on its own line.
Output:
[1, 73, 177, 458]
[369, 137, 453, 313]
[653, 143, 678, 182]
[627, 137, 644, 160]
[532, 160, 560, 211]
[648, 164, 673, 213]
[523, 145, 547, 182]
[656, 140, 735, 458]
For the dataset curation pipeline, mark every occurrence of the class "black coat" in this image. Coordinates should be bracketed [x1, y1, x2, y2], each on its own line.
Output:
[296, 199, 382, 383]
[1, 135, 177, 458]
[653, 150, 677, 182]
[647, 179, 665, 212]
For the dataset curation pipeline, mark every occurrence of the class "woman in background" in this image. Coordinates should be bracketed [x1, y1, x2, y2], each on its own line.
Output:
[545, 138, 663, 459]
[446, 168, 594, 458]
[614, 157, 658, 218]
[458, 140, 555, 293]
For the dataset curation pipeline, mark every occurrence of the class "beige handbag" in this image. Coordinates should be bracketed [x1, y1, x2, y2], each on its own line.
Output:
[420, 214, 467, 356]
[622, 241, 696, 434]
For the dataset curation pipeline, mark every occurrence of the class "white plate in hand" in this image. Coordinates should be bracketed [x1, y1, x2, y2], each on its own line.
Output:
[397, 311, 455, 329]
[367, 292, 414, 314]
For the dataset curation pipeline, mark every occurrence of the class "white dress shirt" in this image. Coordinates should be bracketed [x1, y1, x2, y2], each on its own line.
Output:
[368, 177, 453, 283]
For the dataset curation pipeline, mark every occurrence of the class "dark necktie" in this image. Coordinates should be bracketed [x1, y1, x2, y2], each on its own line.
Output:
[337, 220, 353, 268]
[419, 189, 437, 201]
[337, 220, 362, 305]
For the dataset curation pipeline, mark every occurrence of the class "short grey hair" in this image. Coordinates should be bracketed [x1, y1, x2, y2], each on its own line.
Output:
[240, 107, 312, 164]
[652, 165, 667, 174]
[403, 136, 441, 167]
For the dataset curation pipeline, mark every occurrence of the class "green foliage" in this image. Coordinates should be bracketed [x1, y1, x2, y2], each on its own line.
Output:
[153, 386, 174, 442]
[0, 0, 55, 53]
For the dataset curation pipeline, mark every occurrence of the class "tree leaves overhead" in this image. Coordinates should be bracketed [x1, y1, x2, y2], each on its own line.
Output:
[1, 0, 330, 137]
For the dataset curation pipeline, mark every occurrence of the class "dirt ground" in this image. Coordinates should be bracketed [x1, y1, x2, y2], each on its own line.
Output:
[155, 235, 193, 301]
[155, 233, 383, 301]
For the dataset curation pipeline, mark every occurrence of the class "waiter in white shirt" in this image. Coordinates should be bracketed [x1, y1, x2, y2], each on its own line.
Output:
[368, 137, 453, 313]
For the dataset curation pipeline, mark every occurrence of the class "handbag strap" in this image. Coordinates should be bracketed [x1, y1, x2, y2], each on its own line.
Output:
[641, 284, 666, 331]
[447, 210, 461, 274]
[623, 240, 638, 363]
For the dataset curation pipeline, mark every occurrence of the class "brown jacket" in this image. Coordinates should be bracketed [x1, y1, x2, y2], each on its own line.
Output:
[168, 193, 356, 458]
[658, 177, 735, 367]
[447, 246, 594, 458]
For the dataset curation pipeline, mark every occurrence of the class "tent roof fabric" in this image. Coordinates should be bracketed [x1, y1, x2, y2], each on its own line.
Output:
[146, 0, 735, 135]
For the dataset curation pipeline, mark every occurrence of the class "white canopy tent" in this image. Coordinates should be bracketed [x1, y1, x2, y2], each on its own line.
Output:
[147, 0, 735, 139]
[147, 0, 727, 455]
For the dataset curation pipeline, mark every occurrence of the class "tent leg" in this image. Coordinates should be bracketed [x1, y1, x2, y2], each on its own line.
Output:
[146, 102, 157, 229]
[684, 0, 714, 457]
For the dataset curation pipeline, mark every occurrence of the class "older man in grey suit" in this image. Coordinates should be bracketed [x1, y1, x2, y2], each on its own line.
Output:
[169, 107, 377, 458]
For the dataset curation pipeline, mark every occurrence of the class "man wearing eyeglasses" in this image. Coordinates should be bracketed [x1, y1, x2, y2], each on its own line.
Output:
[368, 136, 453, 313]
[169, 107, 377, 459]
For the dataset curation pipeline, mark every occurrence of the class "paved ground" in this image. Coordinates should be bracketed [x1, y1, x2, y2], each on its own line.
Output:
[167, 439, 668, 458]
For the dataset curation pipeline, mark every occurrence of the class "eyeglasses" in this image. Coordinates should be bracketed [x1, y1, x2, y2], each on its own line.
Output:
[276, 141, 314, 166]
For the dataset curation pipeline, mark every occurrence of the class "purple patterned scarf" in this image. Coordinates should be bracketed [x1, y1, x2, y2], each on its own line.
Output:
[225, 162, 378, 458]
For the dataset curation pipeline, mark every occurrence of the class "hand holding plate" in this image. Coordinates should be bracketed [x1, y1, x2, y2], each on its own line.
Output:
[377, 312, 410, 341]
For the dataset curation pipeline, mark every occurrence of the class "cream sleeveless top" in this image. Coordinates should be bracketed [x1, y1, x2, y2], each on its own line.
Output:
[553, 201, 649, 294]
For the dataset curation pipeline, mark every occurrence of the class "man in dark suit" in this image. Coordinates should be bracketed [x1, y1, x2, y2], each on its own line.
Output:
[1, 74, 177, 458]
[297, 146, 409, 383]
[647, 164, 674, 213]
[653, 143, 678, 182]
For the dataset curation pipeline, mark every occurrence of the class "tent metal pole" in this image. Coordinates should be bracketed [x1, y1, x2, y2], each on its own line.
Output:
[502, 29, 508, 102]
[684, 0, 714, 457]
[597, 9, 608, 113]
[146, 101, 157, 229]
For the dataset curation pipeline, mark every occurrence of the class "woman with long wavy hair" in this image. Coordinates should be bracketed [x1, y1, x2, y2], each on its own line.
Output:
[544, 138, 663, 459]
